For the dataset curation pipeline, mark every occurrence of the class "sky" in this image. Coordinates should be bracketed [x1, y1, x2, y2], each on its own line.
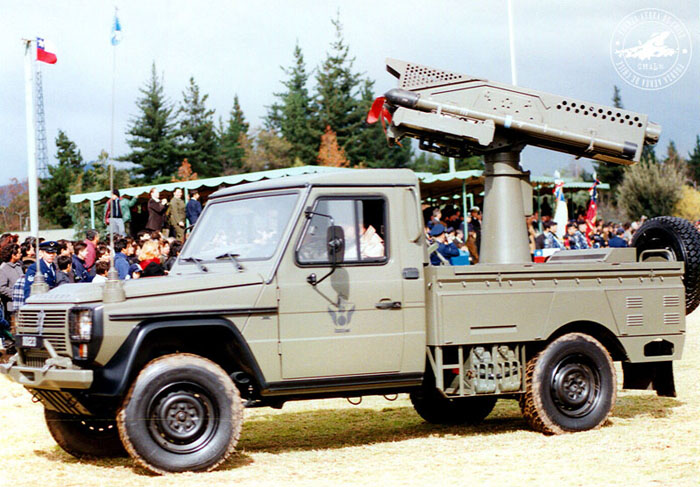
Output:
[2, 0, 699, 187]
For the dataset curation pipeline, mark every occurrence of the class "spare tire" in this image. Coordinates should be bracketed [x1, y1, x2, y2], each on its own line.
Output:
[631, 216, 700, 314]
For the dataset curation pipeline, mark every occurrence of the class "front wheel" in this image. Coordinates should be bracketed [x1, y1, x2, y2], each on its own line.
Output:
[117, 354, 243, 474]
[520, 333, 616, 434]
[44, 409, 125, 458]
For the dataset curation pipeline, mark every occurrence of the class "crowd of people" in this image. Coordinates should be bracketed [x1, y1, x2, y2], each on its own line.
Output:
[0, 186, 204, 351]
[423, 203, 656, 265]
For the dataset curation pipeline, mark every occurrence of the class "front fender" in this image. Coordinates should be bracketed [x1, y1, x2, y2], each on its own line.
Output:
[87, 317, 267, 398]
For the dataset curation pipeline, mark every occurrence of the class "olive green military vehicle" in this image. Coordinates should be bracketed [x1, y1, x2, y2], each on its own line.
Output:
[3, 59, 699, 474]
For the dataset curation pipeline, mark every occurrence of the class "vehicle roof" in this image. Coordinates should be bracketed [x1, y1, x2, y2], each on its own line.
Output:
[210, 168, 419, 199]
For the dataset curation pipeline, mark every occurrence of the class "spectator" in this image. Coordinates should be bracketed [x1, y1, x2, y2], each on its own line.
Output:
[427, 207, 443, 229]
[11, 275, 26, 311]
[24, 241, 59, 300]
[429, 224, 460, 265]
[20, 239, 36, 269]
[146, 187, 168, 233]
[120, 194, 138, 236]
[186, 189, 203, 227]
[55, 255, 73, 286]
[84, 229, 100, 273]
[608, 227, 629, 248]
[91, 261, 110, 284]
[0, 244, 23, 315]
[71, 242, 92, 283]
[105, 189, 126, 237]
[468, 206, 482, 253]
[142, 261, 166, 277]
[138, 240, 161, 270]
[113, 239, 130, 280]
[543, 221, 564, 249]
[567, 221, 589, 250]
[167, 188, 187, 241]
[164, 241, 182, 272]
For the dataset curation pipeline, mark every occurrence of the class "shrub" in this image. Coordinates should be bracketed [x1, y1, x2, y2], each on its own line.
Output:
[673, 186, 700, 222]
[617, 159, 684, 220]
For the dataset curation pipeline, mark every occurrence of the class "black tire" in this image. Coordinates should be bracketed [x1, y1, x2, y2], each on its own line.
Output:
[519, 333, 616, 435]
[117, 353, 243, 474]
[631, 216, 700, 314]
[410, 387, 497, 425]
[44, 409, 125, 458]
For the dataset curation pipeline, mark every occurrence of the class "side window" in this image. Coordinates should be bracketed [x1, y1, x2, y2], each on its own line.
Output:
[297, 198, 387, 265]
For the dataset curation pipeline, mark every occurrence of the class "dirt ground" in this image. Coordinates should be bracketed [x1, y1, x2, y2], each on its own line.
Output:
[1, 313, 698, 487]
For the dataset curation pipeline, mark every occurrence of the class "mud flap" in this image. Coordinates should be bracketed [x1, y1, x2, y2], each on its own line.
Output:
[622, 361, 676, 397]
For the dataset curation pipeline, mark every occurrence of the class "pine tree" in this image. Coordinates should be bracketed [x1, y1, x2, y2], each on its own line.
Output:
[688, 135, 700, 185]
[312, 15, 366, 166]
[266, 43, 317, 165]
[594, 85, 626, 191]
[317, 126, 349, 167]
[39, 130, 85, 228]
[123, 62, 179, 182]
[177, 77, 219, 177]
[218, 95, 249, 174]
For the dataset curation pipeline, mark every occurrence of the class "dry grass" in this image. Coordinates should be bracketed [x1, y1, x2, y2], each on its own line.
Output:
[2, 315, 700, 487]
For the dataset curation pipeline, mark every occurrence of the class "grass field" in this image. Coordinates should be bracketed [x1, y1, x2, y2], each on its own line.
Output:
[1, 314, 699, 487]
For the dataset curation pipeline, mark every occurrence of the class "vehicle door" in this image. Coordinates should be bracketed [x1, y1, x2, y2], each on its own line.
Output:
[276, 189, 404, 379]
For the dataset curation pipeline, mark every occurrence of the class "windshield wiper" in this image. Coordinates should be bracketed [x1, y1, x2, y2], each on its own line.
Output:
[216, 252, 244, 271]
[180, 256, 209, 273]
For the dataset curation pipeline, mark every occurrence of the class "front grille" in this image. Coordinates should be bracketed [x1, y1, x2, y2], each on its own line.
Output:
[22, 351, 50, 368]
[17, 309, 70, 355]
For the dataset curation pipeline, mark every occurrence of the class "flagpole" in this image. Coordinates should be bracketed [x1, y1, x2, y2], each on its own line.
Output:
[103, 7, 125, 303]
[23, 38, 49, 295]
[507, 0, 518, 86]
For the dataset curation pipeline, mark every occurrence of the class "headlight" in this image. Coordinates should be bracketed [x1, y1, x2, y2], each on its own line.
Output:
[69, 309, 93, 343]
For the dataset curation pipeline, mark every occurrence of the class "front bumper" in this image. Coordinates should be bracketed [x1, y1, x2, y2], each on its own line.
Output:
[0, 355, 93, 390]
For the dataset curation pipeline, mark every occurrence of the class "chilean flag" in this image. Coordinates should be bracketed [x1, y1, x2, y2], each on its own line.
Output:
[36, 37, 57, 64]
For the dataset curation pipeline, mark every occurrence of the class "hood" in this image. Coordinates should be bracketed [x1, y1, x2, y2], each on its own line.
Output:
[25, 271, 264, 305]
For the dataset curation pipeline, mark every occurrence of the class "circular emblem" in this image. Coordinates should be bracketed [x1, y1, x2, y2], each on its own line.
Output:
[610, 8, 692, 90]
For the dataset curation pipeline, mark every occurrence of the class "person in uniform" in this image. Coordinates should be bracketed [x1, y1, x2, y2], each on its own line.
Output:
[23, 241, 59, 300]
[167, 188, 186, 241]
[429, 224, 460, 265]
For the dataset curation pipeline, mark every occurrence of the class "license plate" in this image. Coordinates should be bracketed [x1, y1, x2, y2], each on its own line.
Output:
[20, 335, 43, 349]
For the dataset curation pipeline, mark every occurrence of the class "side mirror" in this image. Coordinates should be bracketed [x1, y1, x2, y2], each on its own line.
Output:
[327, 225, 345, 266]
[308, 225, 345, 287]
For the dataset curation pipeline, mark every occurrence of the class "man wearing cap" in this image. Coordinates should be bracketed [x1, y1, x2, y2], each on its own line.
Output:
[608, 227, 629, 248]
[429, 224, 460, 265]
[23, 241, 59, 300]
[105, 189, 125, 237]
[543, 221, 564, 250]
[567, 221, 589, 250]
[467, 206, 482, 253]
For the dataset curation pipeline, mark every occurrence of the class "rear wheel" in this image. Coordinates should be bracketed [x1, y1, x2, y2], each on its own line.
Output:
[117, 353, 243, 474]
[410, 387, 497, 425]
[632, 216, 700, 314]
[520, 333, 616, 434]
[44, 409, 125, 458]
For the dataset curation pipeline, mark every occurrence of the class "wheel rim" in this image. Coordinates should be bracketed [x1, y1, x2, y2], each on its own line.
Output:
[147, 382, 218, 454]
[550, 354, 601, 418]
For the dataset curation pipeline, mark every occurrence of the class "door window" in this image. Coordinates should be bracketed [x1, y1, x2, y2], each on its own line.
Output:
[297, 198, 387, 265]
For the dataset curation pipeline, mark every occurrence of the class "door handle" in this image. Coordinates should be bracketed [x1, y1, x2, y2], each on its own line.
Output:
[375, 301, 402, 310]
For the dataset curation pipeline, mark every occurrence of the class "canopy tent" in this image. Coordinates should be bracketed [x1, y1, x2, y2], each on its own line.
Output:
[69, 165, 351, 228]
[69, 165, 608, 229]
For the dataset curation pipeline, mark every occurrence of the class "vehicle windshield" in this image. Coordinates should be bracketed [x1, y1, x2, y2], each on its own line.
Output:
[180, 192, 299, 262]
